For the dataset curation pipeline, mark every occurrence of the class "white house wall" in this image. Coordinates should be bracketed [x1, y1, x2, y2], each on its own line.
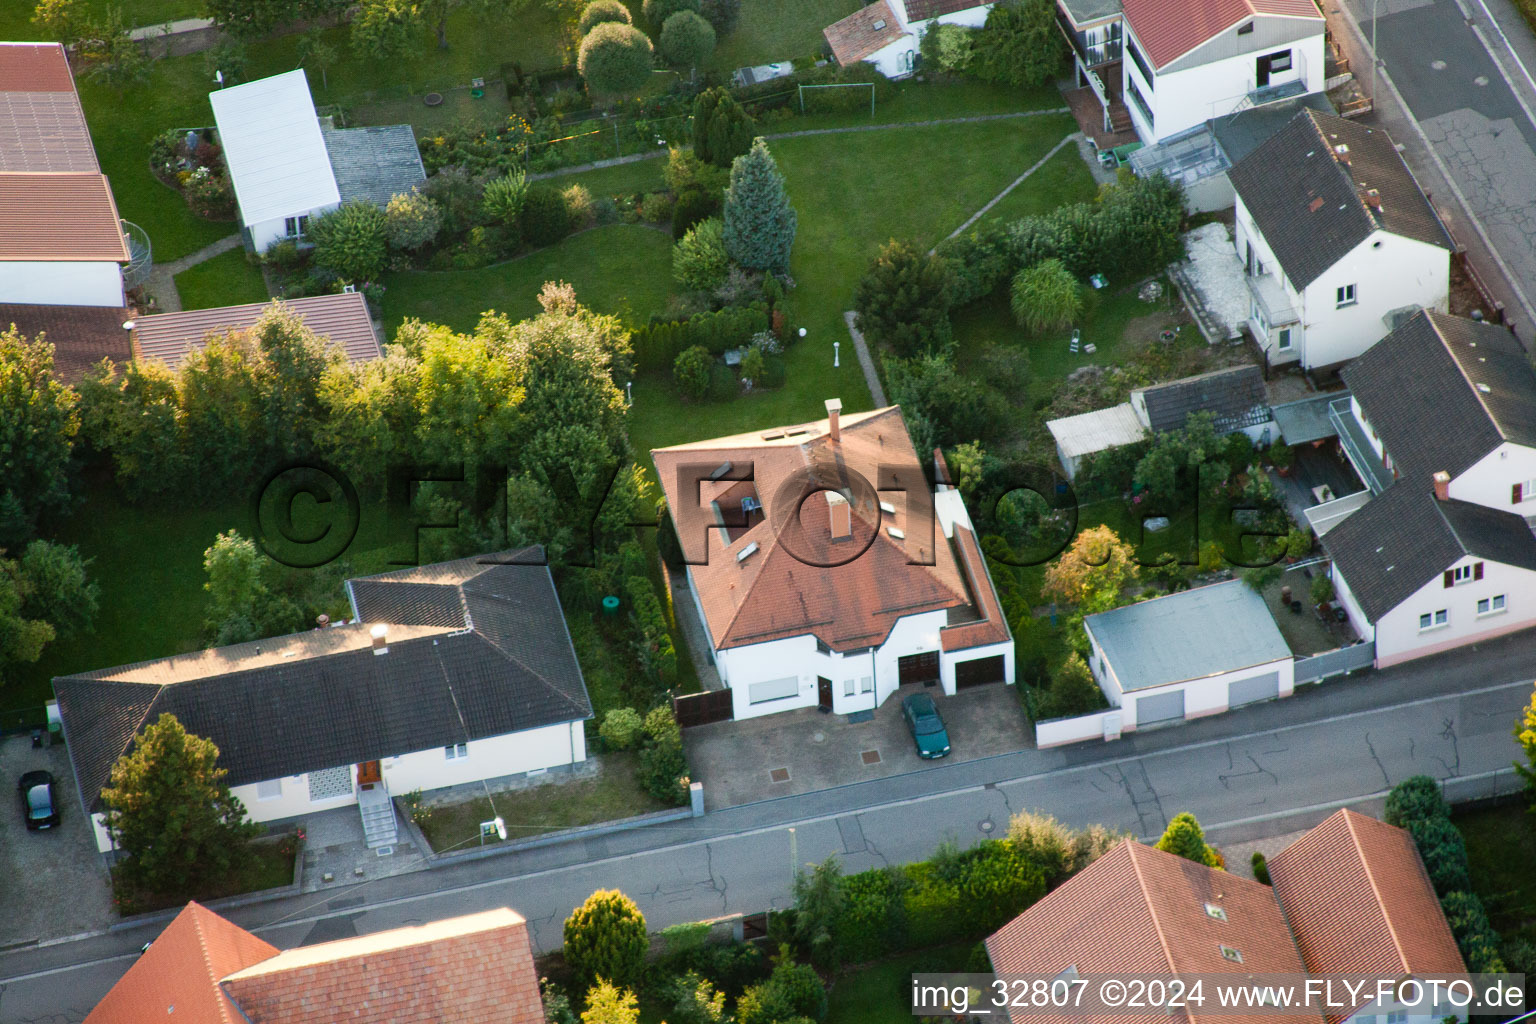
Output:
[1330, 561, 1376, 643]
[0, 261, 124, 307]
[1234, 195, 1306, 365]
[246, 203, 339, 254]
[1449, 442, 1536, 511]
[1371, 554, 1536, 667]
[862, 35, 917, 80]
[1298, 232, 1450, 368]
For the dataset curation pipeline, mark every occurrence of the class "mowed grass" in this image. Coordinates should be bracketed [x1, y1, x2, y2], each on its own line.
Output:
[982, 142, 1100, 224]
[1456, 801, 1536, 945]
[0, 0, 201, 39]
[173, 247, 269, 309]
[709, 0, 861, 73]
[825, 944, 974, 1024]
[379, 223, 675, 333]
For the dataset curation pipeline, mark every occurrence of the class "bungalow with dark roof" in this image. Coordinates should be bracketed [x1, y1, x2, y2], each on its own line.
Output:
[653, 400, 1012, 720]
[54, 549, 592, 854]
[1230, 109, 1453, 370]
[1321, 311, 1536, 667]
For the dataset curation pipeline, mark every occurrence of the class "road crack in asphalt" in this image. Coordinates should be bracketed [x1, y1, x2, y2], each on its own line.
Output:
[1217, 754, 1279, 790]
[1437, 717, 1462, 777]
[861, 825, 892, 868]
[704, 842, 727, 911]
[1363, 732, 1392, 789]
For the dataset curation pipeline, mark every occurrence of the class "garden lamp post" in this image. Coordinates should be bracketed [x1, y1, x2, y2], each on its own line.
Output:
[788, 827, 797, 882]
[625, 381, 633, 406]
[833, 341, 840, 368]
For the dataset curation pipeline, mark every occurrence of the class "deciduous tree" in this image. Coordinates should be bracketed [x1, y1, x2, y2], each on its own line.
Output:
[0, 328, 78, 544]
[722, 139, 796, 273]
[578, 22, 655, 95]
[16, 541, 99, 641]
[203, 529, 266, 644]
[1041, 524, 1138, 613]
[578, 0, 631, 33]
[659, 10, 714, 67]
[100, 713, 261, 896]
[351, 0, 423, 60]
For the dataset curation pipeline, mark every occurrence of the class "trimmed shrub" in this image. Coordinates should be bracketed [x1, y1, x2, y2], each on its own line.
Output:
[1250, 851, 1271, 885]
[1405, 815, 1472, 896]
[626, 575, 678, 685]
[673, 217, 729, 291]
[642, 0, 700, 28]
[1441, 890, 1507, 972]
[660, 10, 715, 67]
[308, 200, 389, 281]
[579, 22, 655, 96]
[578, 0, 632, 34]
[1385, 775, 1448, 826]
[1155, 812, 1222, 869]
[599, 707, 644, 749]
[674, 344, 712, 400]
[520, 184, 573, 246]
[563, 889, 649, 990]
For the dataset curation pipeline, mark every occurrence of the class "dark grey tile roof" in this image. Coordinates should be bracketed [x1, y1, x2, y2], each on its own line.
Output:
[1322, 483, 1536, 620]
[1270, 390, 1344, 444]
[1341, 311, 1536, 481]
[54, 547, 590, 811]
[1134, 364, 1272, 434]
[1209, 91, 1334, 168]
[1228, 110, 1453, 288]
[321, 124, 426, 207]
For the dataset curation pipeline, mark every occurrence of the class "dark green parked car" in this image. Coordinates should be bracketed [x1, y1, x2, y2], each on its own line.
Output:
[901, 692, 951, 759]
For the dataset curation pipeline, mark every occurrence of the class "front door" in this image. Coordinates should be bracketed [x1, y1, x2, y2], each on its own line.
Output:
[357, 760, 382, 787]
[817, 676, 833, 711]
[1255, 54, 1272, 88]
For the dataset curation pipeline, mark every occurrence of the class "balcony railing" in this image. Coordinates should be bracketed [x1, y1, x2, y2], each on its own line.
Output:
[1246, 271, 1298, 328]
[1328, 397, 1393, 495]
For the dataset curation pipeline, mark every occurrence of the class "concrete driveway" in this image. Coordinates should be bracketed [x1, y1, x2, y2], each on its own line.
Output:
[0, 733, 115, 947]
[685, 683, 1031, 810]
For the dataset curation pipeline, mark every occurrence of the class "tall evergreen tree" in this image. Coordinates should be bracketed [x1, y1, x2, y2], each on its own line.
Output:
[852, 239, 955, 357]
[722, 138, 797, 274]
[691, 87, 754, 168]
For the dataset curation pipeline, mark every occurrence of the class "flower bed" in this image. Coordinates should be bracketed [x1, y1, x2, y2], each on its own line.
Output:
[149, 128, 236, 221]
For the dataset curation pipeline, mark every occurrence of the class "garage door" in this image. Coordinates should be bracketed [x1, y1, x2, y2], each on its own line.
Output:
[955, 655, 1005, 690]
[898, 651, 940, 686]
[1137, 689, 1185, 724]
[1228, 672, 1280, 708]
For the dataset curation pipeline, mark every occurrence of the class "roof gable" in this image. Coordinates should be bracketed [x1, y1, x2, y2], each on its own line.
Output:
[1123, 0, 1320, 68]
[1230, 110, 1452, 288]
[824, 0, 909, 65]
[209, 70, 340, 226]
[84, 902, 278, 1024]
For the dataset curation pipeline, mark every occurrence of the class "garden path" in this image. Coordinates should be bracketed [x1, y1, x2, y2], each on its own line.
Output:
[142, 231, 245, 313]
[931, 131, 1080, 251]
[528, 109, 1072, 182]
[841, 310, 887, 407]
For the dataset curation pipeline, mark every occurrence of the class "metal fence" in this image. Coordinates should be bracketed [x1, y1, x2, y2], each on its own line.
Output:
[1293, 641, 1375, 684]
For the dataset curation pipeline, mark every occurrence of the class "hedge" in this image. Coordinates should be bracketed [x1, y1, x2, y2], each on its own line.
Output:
[626, 573, 678, 685]
[634, 302, 769, 370]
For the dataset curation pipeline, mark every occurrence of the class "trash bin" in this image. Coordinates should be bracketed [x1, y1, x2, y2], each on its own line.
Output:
[602, 595, 621, 616]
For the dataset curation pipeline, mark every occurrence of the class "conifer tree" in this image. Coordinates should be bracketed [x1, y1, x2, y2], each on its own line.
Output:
[722, 138, 797, 274]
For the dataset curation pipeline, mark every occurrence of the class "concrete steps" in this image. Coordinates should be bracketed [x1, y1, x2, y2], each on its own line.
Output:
[357, 786, 398, 848]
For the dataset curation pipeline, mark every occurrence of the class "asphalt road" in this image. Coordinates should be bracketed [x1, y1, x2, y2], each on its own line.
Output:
[3, 628, 1533, 1023]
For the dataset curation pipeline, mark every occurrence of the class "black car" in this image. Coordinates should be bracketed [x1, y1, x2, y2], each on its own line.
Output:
[18, 770, 60, 830]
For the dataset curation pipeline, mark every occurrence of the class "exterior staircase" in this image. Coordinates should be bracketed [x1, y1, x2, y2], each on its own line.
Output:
[357, 784, 398, 849]
[1106, 98, 1133, 134]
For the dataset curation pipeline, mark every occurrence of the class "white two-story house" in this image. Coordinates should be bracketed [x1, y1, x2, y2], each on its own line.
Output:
[1229, 109, 1454, 371]
[653, 401, 1013, 721]
[1322, 311, 1536, 668]
[1119, 0, 1325, 143]
[823, 0, 994, 80]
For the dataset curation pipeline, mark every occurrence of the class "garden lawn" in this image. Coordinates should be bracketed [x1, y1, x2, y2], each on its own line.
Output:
[1456, 800, 1536, 945]
[111, 839, 295, 916]
[708, 0, 862, 74]
[826, 944, 974, 1024]
[173, 247, 269, 309]
[981, 143, 1100, 224]
[412, 750, 668, 852]
[0, 0, 200, 39]
[379, 223, 675, 333]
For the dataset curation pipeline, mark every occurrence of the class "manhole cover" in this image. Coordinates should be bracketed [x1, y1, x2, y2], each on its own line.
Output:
[1474, 75, 1489, 86]
[812, 731, 826, 743]
[979, 818, 995, 833]
[1431, 59, 1447, 70]
[423, 92, 444, 106]
[861, 749, 881, 765]
[770, 767, 790, 783]
[375, 845, 394, 856]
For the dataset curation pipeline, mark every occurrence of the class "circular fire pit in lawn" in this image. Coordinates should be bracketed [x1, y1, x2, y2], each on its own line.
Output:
[423, 92, 444, 107]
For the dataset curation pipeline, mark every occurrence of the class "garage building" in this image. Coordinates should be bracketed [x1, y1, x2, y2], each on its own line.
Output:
[1083, 579, 1295, 729]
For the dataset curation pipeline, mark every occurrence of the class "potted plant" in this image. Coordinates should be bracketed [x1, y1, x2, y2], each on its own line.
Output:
[1285, 527, 1313, 563]
[1268, 440, 1295, 477]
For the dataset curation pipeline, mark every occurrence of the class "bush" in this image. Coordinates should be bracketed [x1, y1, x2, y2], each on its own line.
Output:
[1003, 170, 1185, 283]
[674, 344, 713, 400]
[660, 10, 715, 66]
[700, 0, 740, 33]
[579, 22, 655, 95]
[673, 217, 729, 291]
[937, 224, 1010, 305]
[183, 167, 236, 219]
[383, 189, 443, 251]
[600, 707, 644, 749]
[972, 0, 1066, 87]
[740, 344, 765, 388]
[423, 165, 489, 235]
[563, 183, 595, 226]
[920, 23, 977, 73]
[308, 200, 389, 281]
[1310, 573, 1333, 605]
[673, 186, 721, 239]
[1384, 775, 1448, 826]
[578, 0, 632, 33]
[1155, 812, 1222, 869]
[1285, 528, 1312, 560]
[1405, 815, 1471, 896]
[853, 239, 956, 357]
[626, 575, 678, 686]
[564, 889, 649, 990]
[1010, 259, 1083, 333]
[482, 169, 529, 227]
[520, 184, 573, 246]
[1038, 651, 1101, 718]
[262, 238, 304, 272]
[639, 731, 690, 804]
[642, 0, 700, 28]
[1441, 890, 1507, 973]
[1250, 851, 1271, 885]
[643, 191, 676, 224]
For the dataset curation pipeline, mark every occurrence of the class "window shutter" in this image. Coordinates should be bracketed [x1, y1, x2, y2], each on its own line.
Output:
[1474, 561, 1484, 580]
[1515, 483, 1524, 504]
[1443, 570, 1454, 588]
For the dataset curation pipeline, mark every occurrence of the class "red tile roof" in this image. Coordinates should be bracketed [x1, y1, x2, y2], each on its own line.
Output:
[0, 90, 98, 172]
[0, 302, 133, 381]
[987, 841, 1322, 1024]
[902, 0, 988, 20]
[1123, 0, 1322, 68]
[1269, 809, 1465, 1020]
[84, 902, 280, 1024]
[0, 42, 78, 92]
[220, 908, 543, 1024]
[824, 0, 909, 65]
[940, 524, 1012, 651]
[0, 173, 128, 261]
[653, 405, 1003, 653]
[132, 293, 383, 369]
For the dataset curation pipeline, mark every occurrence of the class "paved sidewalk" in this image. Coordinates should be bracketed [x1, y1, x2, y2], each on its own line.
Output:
[127, 16, 214, 39]
[841, 311, 888, 406]
[140, 232, 245, 313]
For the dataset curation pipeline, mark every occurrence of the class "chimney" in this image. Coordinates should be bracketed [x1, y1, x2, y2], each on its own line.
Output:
[1432, 470, 1450, 502]
[825, 397, 842, 442]
[1364, 188, 1381, 210]
[826, 490, 851, 540]
[316, 613, 330, 629]
[371, 623, 389, 655]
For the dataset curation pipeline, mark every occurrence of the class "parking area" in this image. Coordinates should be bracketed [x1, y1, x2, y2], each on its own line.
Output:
[0, 733, 115, 946]
[684, 683, 1031, 810]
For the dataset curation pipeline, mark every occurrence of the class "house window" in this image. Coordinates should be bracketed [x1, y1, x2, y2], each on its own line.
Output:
[284, 214, 311, 239]
[816, 638, 831, 655]
[860, 676, 874, 693]
[1126, 37, 1154, 90]
[843, 678, 856, 697]
[1336, 283, 1357, 307]
[1478, 595, 1507, 616]
[1126, 77, 1154, 130]
[257, 779, 283, 801]
[307, 765, 352, 802]
[1419, 609, 1449, 631]
[1451, 564, 1474, 584]
[1514, 479, 1535, 503]
[1237, 20, 1253, 33]
[444, 742, 468, 760]
[1385, 1014, 1407, 1024]
[1266, 50, 1292, 73]
[1276, 327, 1293, 351]
[749, 676, 800, 704]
